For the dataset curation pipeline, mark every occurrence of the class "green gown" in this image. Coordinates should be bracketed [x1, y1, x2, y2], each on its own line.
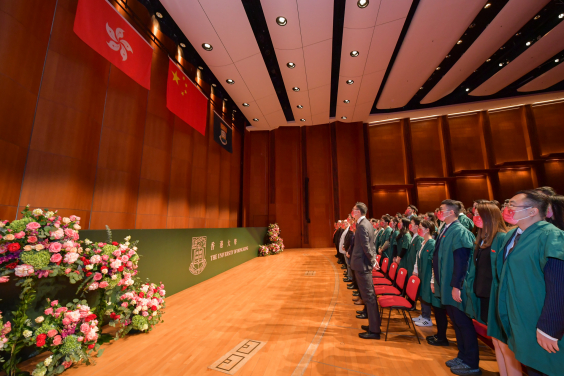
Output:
[374, 229, 384, 251]
[458, 213, 474, 231]
[379, 227, 392, 256]
[402, 235, 423, 276]
[416, 239, 441, 307]
[386, 229, 400, 265]
[497, 221, 564, 375]
[397, 232, 412, 264]
[433, 221, 475, 311]
[463, 232, 507, 335]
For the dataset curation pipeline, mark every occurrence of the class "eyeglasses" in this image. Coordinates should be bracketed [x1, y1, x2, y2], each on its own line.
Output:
[506, 204, 531, 210]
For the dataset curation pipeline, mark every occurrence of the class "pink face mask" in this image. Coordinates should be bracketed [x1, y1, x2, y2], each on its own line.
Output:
[502, 207, 532, 225]
[372, 223, 378, 229]
[417, 227, 426, 237]
[409, 224, 416, 233]
[397, 222, 403, 230]
[547, 204, 554, 219]
[405, 209, 410, 215]
[472, 215, 483, 229]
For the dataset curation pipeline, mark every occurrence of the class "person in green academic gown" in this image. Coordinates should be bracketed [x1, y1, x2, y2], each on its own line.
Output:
[463, 202, 522, 376]
[384, 217, 399, 267]
[457, 202, 475, 231]
[400, 217, 423, 276]
[377, 216, 393, 257]
[497, 190, 564, 376]
[412, 220, 438, 328]
[433, 200, 479, 375]
[393, 218, 411, 265]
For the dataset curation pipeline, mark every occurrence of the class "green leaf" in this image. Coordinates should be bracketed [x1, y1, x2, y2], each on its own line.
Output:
[97, 349, 105, 358]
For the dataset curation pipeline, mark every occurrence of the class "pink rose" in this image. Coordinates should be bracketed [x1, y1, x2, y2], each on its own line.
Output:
[64, 268, 71, 274]
[85, 331, 98, 342]
[52, 335, 62, 346]
[93, 273, 102, 281]
[26, 222, 41, 230]
[102, 255, 109, 261]
[50, 253, 62, 263]
[50, 228, 64, 239]
[14, 264, 34, 277]
[64, 229, 75, 239]
[126, 261, 133, 268]
[51, 300, 58, 307]
[121, 302, 128, 308]
[69, 215, 78, 221]
[44, 308, 53, 315]
[0, 276, 9, 283]
[120, 255, 129, 263]
[47, 329, 58, 338]
[88, 282, 99, 291]
[64, 253, 79, 264]
[27, 236, 38, 243]
[55, 307, 68, 314]
[14, 231, 25, 239]
[62, 360, 72, 369]
[142, 311, 149, 317]
[99, 281, 109, 288]
[49, 242, 62, 253]
[77, 336, 84, 342]
[80, 323, 90, 334]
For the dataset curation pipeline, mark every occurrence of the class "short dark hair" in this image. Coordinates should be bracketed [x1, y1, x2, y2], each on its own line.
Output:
[355, 202, 368, 216]
[411, 217, 421, 226]
[420, 220, 436, 236]
[408, 205, 418, 213]
[548, 195, 564, 230]
[441, 199, 462, 216]
[535, 186, 557, 196]
[516, 190, 549, 218]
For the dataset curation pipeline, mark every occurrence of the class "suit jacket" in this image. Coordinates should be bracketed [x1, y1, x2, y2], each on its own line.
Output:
[343, 230, 354, 253]
[351, 217, 377, 272]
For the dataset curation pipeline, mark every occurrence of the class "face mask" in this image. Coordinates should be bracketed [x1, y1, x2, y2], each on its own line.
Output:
[424, 216, 429, 221]
[547, 204, 553, 219]
[472, 207, 476, 215]
[472, 215, 483, 229]
[502, 207, 532, 225]
[380, 221, 385, 227]
[409, 224, 417, 233]
[397, 222, 403, 230]
[417, 227, 426, 237]
[405, 209, 410, 215]
[372, 223, 377, 229]
[436, 210, 452, 222]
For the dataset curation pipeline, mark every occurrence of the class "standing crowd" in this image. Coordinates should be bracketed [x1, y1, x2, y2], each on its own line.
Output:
[332, 187, 563, 376]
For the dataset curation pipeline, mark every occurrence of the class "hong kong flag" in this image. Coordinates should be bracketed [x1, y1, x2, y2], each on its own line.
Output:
[166, 58, 208, 135]
[74, 0, 153, 89]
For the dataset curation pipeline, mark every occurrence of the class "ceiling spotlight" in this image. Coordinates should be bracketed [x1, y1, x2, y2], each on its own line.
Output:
[253, 118, 259, 122]
[211, 83, 217, 87]
[341, 116, 347, 120]
[226, 79, 235, 85]
[287, 62, 296, 69]
[179, 43, 186, 48]
[357, 0, 369, 8]
[484, 3, 491, 8]
[556, 59, 560, 63]
[486, 58, 491, 62]
[223, 98, 228, 102]
[559, 13, 564, 19]
[202, 43, 213, 51]
[198, 66, 203, 70]
[344, 99, 350, 103]
[297, 105, 303, 109]
[276, 16, 287, 26]
[300, 119, 306, 122]
[534, 15, 540, 20]
[446, 55, 451, 58]
[457, 40, 463, 45]
[499, 63, 503, 67]
[292, 87, 300, 92]
[242, 103, 250, 107]
[156, 12, 163, 18]
[468, 23, 476, 29]
[350, 51, 359, 57]
[420, 87, 423, 90]
[435, 67, 441, 71]
[466, 88, 470, 92]
[346, 79, 354, 85]
[526, 41, 531, 46]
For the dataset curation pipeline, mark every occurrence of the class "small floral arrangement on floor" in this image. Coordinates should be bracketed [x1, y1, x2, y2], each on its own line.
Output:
[107, 281, 166, 338]
[0, 206, 82, 282]
[0, 311, 10, 362]
[258, 224, 285, 256]
[25, 299, 102, 376]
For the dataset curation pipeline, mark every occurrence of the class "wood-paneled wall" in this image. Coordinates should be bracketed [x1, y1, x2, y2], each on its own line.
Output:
[367, 101, 564, 217]
[0, 0, 242, 229]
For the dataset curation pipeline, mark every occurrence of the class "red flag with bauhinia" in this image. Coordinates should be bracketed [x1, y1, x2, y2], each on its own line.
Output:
[167, 58, 208, 135]
[74, 0, 153, 89]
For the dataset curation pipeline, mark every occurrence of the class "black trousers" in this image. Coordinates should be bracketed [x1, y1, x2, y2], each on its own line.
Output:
[526, 366, 547, 376]
[433, 306, 448, 341]
[445, 305, 480, 369]
[355, 269, 382, 333]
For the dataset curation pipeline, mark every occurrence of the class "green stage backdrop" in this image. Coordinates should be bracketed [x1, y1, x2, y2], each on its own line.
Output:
[80, 227, 268, 296]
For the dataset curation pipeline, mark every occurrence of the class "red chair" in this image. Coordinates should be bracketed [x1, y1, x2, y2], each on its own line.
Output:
[373, 257, 389, 279]
[374, 268, 407, 296]
[373, 262, 397, 286]
[378, 275, 421, 343]
[372, 255, 383, 275]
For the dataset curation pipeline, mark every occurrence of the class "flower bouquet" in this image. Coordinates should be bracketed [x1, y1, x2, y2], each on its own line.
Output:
[258, 224, 285, 256]
[107, 281, 166, 338]
[258, 245, 269, 257]
[0, 311, 11, 362]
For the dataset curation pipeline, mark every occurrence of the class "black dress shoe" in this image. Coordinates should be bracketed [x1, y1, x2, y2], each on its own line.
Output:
[347, 284, 354, 288]
[347, 285, 356, 290]
[427, 337, 449, 347]
[359, 331, 380, 340]
[361, 325, 370, 331]
[337, 260, 344, 264]
[356, 313, 368, 319]
[341, 265, 347, 269]
[344, 279, 353, 283]
[356, 310, 366, 315]
[352, 291, 360, 296]
[426, 334, 438, 341]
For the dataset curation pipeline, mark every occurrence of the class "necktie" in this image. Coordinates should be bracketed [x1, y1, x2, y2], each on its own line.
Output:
[505, 233, 521, 260]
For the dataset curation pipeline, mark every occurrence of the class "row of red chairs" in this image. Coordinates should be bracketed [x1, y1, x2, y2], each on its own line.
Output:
[371, 255, 422, 343]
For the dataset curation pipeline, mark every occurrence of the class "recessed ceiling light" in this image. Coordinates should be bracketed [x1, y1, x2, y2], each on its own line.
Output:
[198, 66, 203, 70]
[344, 99, 350, 103]
[276, 16, 287, 26]
[435, 67, 441, 71]
[211, 83, 217, 87]
[202, 43, 213, 51]
[526, 41, 531, 46]
[341, 116, 347, 120]
[287, 62, 296, 69]
[466, 88, 470, 92]
[357, 0, 369, 8]
[156, 12, 163, 18]
[556, 59, 560, 63]
[350, 50, 359, 57]
[484, 3, 491, 8]
[226, 79, 235, 85]
[346, 79, 354, 85]
[499, 63, 503, 67]
[223, 98, 228, 102]
[300, 118, 306, 122]
[468, 23, 476, 29]
[446, 55, 451, 58]
[486, 58, 491, 62]
[253, 118, 259, 122]
[559, 13, 564, 19]
[242, 103, 250, 107]
[457, 40, 463, 45]
[534, 15, 540, 20]
[180, 43, 186, 48]
[297, 105, 303, 109]
[292, 87, 300, 92]
[420, 87, 423, 90]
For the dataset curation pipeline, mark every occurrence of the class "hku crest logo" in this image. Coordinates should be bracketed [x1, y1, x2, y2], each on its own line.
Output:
[189, 236, 207, 275]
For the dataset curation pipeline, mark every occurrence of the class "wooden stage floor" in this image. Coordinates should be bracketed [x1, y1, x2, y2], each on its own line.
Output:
[26, 248, 500, 375]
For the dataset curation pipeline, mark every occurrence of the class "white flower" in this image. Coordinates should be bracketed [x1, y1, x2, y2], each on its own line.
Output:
[44, 356, 53, 366]
[45, 211, 54, 218]
[73, 224, 81, 230]
[35, 316, 44, 324]
[84, 239, 92, 245]
[62, 217, 71, 224]
[125, 236, 131, 241]
[111, 274, 117, 280]
[23, 330, 32, 338]
[102, 269, 108, 275]
[32, 208, 43, 216]
[133, 309, 139, 315]
[0, 223, 4, 228]
[4, 234, 14, 240]
[85, 264, 93, 270]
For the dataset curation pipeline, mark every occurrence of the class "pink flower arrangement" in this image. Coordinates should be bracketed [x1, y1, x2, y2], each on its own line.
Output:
[258, 224, 285, 256]
[14, 264, 34, 277]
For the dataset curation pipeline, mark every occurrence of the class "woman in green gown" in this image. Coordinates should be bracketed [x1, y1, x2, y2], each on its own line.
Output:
[385, 217, 399, 267]
[400, 217, 423, 276]
[412, 220, 438, 327]
[394, 218, 411, 265]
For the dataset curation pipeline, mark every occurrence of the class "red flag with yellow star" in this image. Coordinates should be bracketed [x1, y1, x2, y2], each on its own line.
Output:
[166, 58, 208, 135]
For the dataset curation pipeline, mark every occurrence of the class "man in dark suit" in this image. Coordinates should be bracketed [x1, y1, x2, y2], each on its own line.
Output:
[333, 220, 343, 260]
[350, 202, 381, 339]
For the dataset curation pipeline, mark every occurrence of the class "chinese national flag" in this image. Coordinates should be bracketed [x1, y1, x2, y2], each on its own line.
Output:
[74, 0, 153, 89]
[166, 58, 208, 135]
